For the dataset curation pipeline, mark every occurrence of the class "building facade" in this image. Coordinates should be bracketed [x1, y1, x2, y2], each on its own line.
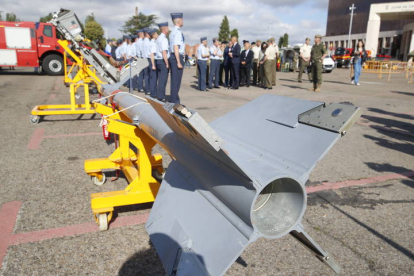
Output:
[323, 0, 414, 59]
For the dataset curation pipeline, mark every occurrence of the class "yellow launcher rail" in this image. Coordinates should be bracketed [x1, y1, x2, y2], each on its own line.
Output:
[30, 40, 106, 124]
[84, 103, 164, 231]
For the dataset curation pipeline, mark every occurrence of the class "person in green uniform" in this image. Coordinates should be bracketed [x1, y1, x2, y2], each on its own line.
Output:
[309, 34, 327, 92]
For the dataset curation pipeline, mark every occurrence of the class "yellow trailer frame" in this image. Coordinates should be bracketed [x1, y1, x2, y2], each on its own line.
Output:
[30, 40, 105, 124]
[84, 103, 164, 231]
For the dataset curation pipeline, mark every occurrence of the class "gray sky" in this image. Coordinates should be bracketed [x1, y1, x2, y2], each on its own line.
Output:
[1, 0, 329, 45]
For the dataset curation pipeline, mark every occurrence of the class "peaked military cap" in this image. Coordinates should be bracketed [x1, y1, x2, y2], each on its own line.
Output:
[157, 22, 168, 28]
[171, 13, 183, 20]
[147, 29, 157, 35]
[200, 37, 207, 42]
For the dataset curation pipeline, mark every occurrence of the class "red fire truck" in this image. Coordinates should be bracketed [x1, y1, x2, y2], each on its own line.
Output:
[0, 21, 69, 75]
[332, 47, 353, 68]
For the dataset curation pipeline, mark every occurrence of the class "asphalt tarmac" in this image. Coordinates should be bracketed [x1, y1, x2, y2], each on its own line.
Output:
[0, 66, 413, 276]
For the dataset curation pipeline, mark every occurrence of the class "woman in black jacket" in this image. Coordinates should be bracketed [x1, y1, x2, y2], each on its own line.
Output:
[351, 40, 367, 86]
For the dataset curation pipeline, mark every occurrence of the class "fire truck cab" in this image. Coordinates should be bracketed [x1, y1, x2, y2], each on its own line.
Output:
[0, 21, 67, 75]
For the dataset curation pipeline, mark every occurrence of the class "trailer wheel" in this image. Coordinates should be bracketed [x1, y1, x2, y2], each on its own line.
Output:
[42, 54, 64, 76]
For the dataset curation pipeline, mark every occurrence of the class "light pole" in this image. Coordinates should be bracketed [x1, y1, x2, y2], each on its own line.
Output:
[348, 3, 356, 48]
[268, 20, 271, 38]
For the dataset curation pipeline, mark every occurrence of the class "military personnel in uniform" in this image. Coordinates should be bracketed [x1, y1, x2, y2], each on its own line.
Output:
[169, 13, 185, 104]
[309, 34, 327, 92]
[148, 29, 158, 98]
[155, 22, 170, 101]
[141, 29, 151, 94]
[269, 37, 279, 86]
[105, 39, 112, 55]
[209, 37, 223, 89]
[136, 30, 145, 92]
[298, 38, 312, 83]
[197, 37, 209, 91]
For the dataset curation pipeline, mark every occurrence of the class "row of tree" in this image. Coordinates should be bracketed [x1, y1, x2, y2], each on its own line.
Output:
[217, 15, 290, 48]
[2, 11, 291, 48]
[0, 12, 20, 22]
[218, 16, 238, 41]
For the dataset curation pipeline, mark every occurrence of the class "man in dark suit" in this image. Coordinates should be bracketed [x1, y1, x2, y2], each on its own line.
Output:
[223, 41, 232, 87]
[228, 36, 241, 89]
[240, 40, 254, 87]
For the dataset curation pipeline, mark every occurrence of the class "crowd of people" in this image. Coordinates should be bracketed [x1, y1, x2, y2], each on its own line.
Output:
[100, 13, 351, 101]
[194, 37, 280, 91]
[102, 13, 185, 104]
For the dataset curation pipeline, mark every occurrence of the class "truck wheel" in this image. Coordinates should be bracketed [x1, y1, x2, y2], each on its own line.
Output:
[42, 54, 64, 76]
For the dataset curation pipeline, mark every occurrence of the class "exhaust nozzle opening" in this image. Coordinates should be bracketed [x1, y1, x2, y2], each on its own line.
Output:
[252, 178, 306, 238]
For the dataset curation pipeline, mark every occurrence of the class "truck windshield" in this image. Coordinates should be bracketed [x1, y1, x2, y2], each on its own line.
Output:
[43, 25, 53, 37]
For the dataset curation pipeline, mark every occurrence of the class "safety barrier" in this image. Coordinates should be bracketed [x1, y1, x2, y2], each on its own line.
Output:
[350, 60, 412, 82]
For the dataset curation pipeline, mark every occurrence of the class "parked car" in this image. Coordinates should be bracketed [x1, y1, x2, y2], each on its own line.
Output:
[323, 56, 335, 73]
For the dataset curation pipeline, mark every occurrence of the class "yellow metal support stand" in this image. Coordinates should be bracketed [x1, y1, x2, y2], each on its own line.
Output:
[84, 104, 164, 231]
[30, 40, 105, 124]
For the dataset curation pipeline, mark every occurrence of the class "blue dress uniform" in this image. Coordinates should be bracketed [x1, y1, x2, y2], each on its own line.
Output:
[126, 36, 137, 89]
[115, 39, 123, 61]
[118, 37, 128, 62]
[209, 38, 222, 88]
[105, 39, 111, 55]
[147, 29, 158, 98]
[141, 29, 151, 94]
[121, 36, 131, 87]
[197, 37, 208, 91]
[155, 22, 170, 101]
[135, 30, 144, 91]
[168, 13, 185, 104]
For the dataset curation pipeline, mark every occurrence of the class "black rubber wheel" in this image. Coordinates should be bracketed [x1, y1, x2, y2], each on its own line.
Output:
[42, 54, 64, 76]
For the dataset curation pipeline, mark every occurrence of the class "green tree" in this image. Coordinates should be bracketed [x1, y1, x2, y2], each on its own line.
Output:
[6, 13, 18, 22]
[121, 13, 157, 35]
[39, 13, 53, 23]
[283, 33, 289, 47]
[218, 15, 230, 41]
[278, 36, 284, 48]
[85, 13, 95, 24]
[230, 28, 239, 39]
[84, 14, 105, 48]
